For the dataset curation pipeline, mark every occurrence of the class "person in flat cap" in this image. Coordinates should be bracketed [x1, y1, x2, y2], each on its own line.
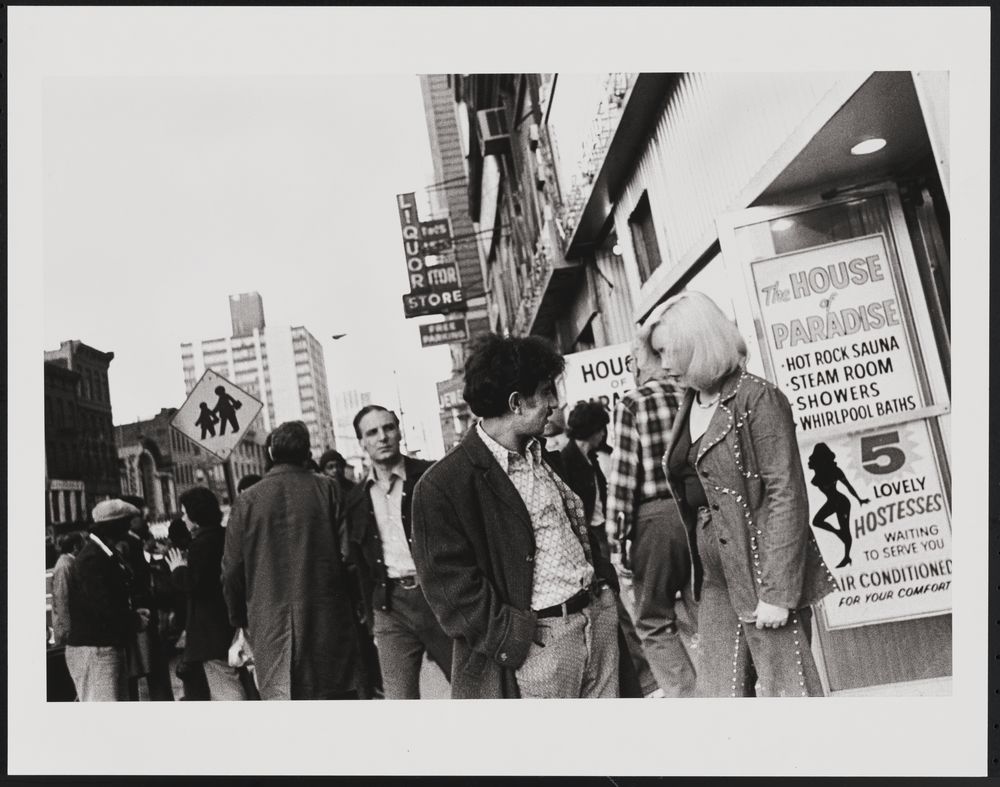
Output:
[64, 499, 151, 701]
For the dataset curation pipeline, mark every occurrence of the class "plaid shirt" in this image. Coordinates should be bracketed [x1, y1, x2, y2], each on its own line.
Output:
[606, 379, 681, 537]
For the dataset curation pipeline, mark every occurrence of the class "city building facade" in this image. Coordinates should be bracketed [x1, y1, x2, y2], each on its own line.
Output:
[453, 73, 578, 344]
[418, 74, 492, 450]
[44, 341, 120, 529]
[458, 71, 951, 696]
[180, 293, 336, 458]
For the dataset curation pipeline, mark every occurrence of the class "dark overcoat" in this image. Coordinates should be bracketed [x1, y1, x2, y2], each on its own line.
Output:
[664, 367, 837, 620]
[557, 439, 607, 525]
[222, 464, 361, 700]
[66, 539, 135, 647]
[411, 427, 615, 699]
[172, 524, 234, 663]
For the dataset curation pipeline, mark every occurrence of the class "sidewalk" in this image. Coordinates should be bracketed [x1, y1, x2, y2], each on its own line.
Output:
[148, 653, 450, 700]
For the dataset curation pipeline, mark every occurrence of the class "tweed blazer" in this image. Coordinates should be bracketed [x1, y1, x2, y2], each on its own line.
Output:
[664, 367, 836, 620]
[412, 426, 610, 699]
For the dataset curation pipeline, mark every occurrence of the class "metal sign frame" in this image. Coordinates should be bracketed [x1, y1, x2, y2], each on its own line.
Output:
[170, 368, 263, 462]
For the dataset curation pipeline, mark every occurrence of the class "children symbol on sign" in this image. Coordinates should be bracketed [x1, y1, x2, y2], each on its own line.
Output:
[195, 402, 219, 439]
[212, 385, 243, 436]
[808, 442, 870, 568]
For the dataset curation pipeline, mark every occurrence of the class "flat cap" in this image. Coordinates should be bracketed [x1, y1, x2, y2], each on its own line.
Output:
[91, 499, 141, 524]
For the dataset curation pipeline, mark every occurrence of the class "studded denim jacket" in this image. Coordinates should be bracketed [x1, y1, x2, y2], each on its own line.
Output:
[664, 367, 836, 619]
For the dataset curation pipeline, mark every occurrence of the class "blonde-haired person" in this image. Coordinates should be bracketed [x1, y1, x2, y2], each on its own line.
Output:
[650, 291, 836, 697]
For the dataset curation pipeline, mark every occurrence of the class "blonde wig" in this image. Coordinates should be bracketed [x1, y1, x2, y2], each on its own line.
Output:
[649, 291, 747, 390]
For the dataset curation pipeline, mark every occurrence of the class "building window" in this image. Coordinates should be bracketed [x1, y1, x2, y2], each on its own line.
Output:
[628, 192, 663, 283]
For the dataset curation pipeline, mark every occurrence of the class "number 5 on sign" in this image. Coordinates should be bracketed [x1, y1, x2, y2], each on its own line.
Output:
[802, 418, 952, 629]
[861, 431, 906, 475]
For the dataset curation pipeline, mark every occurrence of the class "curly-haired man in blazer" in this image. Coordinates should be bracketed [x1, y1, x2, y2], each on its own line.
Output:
[412, 334, 619, 699]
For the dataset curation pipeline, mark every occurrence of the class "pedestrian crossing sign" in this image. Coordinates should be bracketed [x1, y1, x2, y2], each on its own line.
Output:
[171, 368, 264, 461]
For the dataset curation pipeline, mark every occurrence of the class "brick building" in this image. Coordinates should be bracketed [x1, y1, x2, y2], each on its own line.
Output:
[44, 340, 119, 528]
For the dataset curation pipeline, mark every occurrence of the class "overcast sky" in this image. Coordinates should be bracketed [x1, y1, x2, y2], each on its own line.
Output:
[40, 70, 453, 453]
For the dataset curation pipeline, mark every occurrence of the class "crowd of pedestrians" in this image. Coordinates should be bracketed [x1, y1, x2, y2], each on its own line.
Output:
[53, 291, 834, 701]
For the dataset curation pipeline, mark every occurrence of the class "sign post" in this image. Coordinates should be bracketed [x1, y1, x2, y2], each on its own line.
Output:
[749, 234, 935, 434]
[419, 317, 470, 347]
[560, 342, 635, 410]
[419, 217, 453, 254]
[742, 232, 953, 628]
[396, 192, 466, 321]
[171, 369, 264, 503]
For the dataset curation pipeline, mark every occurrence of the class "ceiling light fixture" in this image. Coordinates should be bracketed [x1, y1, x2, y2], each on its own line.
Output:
[771, 217, 795, 232]
[850, 137, 887, 156]
[611, 243, 623, 256]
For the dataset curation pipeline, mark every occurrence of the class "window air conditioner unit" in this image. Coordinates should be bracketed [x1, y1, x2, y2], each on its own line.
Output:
[528, 123, 540, 151]
[477, 108, 511, 158]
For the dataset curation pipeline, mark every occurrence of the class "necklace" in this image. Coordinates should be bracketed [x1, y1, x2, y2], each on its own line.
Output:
[696, 392, 720, 408]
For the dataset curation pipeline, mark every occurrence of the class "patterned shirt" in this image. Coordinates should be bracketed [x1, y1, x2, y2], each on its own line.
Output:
[477, 424, 593, 610]
[367, 460, 417, 578]
[606, 379, 681, 536]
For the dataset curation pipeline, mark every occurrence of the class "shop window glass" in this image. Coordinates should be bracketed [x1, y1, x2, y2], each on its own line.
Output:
[628, 192, 663, 283]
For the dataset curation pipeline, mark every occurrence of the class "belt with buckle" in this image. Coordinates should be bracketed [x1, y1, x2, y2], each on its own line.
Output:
[535, 587, 592, 619]
[388, 574, 419, 590]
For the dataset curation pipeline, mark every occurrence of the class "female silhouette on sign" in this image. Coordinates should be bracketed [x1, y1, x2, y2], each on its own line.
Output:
[212, 385, 242, 436]
[195, 402, 219, 439]
[808, 442, 870, 568]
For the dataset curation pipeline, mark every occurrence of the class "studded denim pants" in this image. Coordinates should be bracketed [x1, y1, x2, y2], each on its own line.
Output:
[694, 508, 824, 697]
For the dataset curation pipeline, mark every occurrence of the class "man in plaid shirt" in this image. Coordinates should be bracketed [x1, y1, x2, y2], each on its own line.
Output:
[606, 330, 697, 697]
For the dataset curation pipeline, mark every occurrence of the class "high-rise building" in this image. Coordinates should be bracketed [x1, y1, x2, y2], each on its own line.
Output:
[419, 74, 492, 451]
[44, 340, 120, 527]
[229, 291, 266, 338]
[180, 294, 336, 458]
[330, 388, 372, 478]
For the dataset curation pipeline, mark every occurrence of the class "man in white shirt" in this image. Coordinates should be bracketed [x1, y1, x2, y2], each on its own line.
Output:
[342, 405, 452, 699]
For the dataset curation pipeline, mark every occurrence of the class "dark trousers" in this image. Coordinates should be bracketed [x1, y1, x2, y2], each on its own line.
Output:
[126, 614, 174, 701]
[176, 659, 210, 700]
[615, 591, 659, 697]
[356, 625, 385, 699]
[631, 497, 697, 697]
[372, 583, 453, 699]
[593, 525, 658, 697]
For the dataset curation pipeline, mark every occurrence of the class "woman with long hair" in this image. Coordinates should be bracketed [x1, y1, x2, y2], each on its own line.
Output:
[807, 443, 869, 568]
[651, 291, 837, 697]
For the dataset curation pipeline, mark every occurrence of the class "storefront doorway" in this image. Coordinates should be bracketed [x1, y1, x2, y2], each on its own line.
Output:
[712, 72, 952, 694]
